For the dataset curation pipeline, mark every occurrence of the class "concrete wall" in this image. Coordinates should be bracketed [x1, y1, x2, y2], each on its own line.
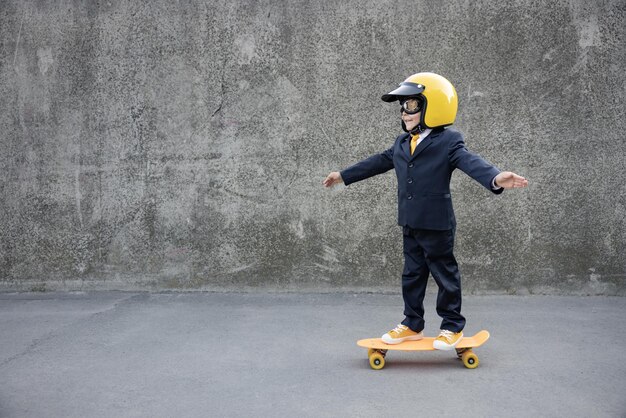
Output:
[1, 0, 624, 294]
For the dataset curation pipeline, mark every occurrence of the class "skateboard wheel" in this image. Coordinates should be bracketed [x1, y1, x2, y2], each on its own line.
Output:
[461, 350, 479, 369]
[369, 352, 385, 370]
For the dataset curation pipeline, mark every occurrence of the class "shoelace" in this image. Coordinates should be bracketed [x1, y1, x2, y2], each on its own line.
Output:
[392, 324, 407, 334]
[438, 329, 454, 341]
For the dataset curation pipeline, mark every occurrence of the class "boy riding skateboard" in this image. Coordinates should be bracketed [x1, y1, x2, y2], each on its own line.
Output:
[323, 72, 528, 350]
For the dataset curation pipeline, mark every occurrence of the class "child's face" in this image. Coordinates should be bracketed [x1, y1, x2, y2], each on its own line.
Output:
[402, 110, 421, 132]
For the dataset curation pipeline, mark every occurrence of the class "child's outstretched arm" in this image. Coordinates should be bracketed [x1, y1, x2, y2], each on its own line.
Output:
[323, 172, 343, 188]
[323, 144, 395, 188]
[449, 131, 528, 192]
[493, 171, 529, 189]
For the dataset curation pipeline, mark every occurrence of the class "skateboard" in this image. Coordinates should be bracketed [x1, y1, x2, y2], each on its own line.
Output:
[357, 330, 490, 370]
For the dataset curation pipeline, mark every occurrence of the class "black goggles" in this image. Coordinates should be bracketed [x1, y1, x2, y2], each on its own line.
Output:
[399, 98, 423, 114]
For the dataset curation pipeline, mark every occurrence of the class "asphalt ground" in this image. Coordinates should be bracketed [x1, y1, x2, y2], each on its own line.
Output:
[1, 291, 625, 417]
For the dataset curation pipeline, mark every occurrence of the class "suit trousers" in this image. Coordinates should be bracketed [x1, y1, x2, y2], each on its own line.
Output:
[400, 226, 465, 333]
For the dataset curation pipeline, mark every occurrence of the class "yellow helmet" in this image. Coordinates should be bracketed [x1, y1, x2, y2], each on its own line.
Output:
[381, 72, 458, 129]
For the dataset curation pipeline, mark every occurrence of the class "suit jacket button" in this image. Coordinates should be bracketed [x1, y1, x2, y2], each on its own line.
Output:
[409, 163, 414, 168]
[408, 178, 413, 184]
[407, 194, 413, 200]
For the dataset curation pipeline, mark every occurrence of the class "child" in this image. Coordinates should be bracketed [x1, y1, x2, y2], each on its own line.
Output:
[323, 72, 528, 350]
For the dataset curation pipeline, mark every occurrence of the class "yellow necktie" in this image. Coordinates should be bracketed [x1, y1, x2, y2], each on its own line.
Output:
[410, 133, 420, 155]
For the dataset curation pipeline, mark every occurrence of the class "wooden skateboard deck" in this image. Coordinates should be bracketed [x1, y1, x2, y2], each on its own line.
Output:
[357, 330, 490, 370]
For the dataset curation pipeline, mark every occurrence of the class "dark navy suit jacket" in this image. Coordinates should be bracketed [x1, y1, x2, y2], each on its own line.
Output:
[340, 127, 503, 231]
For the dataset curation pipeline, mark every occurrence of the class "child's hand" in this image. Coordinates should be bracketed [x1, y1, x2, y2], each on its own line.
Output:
[323, 171, 343, 188]
[494, 171, 529, 189]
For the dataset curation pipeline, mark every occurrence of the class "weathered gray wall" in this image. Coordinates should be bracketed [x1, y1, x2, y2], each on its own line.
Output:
[1, 0, 624, 294]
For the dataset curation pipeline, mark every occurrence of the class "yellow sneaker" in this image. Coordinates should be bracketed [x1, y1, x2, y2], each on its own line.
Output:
[433, 329, 463, 350]
[382, 324, 424, 345]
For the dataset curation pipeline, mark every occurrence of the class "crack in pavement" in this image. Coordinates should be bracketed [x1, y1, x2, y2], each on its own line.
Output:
[0, 293, 145, 369]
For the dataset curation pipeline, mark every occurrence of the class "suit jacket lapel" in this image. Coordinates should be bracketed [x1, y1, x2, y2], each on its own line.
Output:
[408, 128, 444, 161]
[409, 136, 432, 161]
[401, 134, 411, 158]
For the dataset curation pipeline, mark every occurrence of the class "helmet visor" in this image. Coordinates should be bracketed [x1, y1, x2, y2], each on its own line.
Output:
[400, 98, 423, 114]
[381, 82, 425, 102]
